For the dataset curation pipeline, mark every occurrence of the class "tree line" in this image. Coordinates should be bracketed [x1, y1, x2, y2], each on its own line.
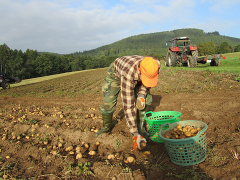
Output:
[197, 41, 240, 56]
[0, 43, 117, 80]
[0, 41, 239, 80]
[1, 29, 240, 80]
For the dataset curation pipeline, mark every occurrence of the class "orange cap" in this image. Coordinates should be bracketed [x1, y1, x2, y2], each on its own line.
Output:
[140, 57, 159, 87]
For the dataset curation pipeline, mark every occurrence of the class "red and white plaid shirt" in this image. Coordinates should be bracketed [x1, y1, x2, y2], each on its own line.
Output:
[113, 55, 160, 134]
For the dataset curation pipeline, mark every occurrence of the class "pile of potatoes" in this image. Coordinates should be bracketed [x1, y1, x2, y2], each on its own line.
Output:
[163, 124, 204, 139]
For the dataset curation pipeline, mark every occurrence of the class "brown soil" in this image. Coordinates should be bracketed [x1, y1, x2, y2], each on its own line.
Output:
[0, 68, 239, 180]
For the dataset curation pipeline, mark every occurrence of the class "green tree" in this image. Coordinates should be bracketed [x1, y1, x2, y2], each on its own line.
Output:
[234, 44, 240, 52]
[84, 60, 94, 69]
[217, 42, 231, 54]
[206, 42, 215, 55]
[59, 55, 71, 72]
[71, 56, 84, 71]
[12, 56, 25, 78]
[35, 54, 53, 76]
[109, 48, 116, 55]
[0, 43, 11, 72]
[198, 42, 216, 56]
[24, 49, 39, 78]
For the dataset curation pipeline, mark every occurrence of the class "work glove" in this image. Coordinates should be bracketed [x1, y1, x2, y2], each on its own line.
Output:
[136, 94, 145, 110]
[133, 134, 147, 151]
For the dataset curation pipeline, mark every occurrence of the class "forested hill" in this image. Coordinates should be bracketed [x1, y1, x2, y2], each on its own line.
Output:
[1, 28, 240, 81]
[73, 28, 240, 57]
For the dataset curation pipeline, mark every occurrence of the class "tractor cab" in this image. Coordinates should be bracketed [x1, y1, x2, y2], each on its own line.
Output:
[172, 36, 190, 48]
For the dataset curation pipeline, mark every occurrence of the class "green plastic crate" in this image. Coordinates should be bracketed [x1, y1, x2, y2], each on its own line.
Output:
[159, 120, 208, 166]
[144, 111, 182, 143]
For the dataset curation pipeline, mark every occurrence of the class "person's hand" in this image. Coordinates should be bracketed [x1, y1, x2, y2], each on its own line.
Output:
[133, 134, 147, 151]
[136, 94, 145, 110]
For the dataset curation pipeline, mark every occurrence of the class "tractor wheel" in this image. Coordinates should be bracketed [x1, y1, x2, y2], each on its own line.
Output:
[164, 55, 169, 67]
[1, 81, 10, 89]
[187, 56, 197, 68]
[192, 50, 198, 59]
[168, 51, 177, 67]
[210, 58, 220, 66]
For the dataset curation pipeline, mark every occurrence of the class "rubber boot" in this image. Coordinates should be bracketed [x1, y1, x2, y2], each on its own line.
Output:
[95, 113, 113, 137]
[137, 105, 150, 139]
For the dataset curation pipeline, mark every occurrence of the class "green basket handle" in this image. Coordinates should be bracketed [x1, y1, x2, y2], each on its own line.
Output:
[144, 111, 153, 120]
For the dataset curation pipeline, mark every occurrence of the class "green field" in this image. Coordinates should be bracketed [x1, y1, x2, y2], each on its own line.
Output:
[161, 52, 240, 81]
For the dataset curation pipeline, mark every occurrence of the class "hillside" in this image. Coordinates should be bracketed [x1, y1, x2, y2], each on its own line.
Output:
[75, 28, 240, 57]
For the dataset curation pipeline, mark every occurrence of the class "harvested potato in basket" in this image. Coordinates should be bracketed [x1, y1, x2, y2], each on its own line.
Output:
[163, 124, 204, 139]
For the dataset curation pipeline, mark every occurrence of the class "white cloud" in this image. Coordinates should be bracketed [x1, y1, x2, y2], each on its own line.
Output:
[0, 0, 239, 54]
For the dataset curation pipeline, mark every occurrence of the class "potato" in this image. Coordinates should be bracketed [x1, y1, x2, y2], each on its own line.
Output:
[76, 153, 83, 159]
[185, 125, 191, 129]
[65, 146, 73, 152]
[84, 144, 89, 149]
[175, 129, 183, 135]
[51, 151, 58, 155]
[58, 143, 63, 148]
[163, 124, 204, 139]
[69, 151, 74, 155]
[182, 127, 187, 132]
[143, 151, 151, 157]
[126, 156, 135, 164]
[140, 141, 147, 149]
[107, 154, 115, 160]
[184, 131, 192, 137]
[179, 134, 186, 139]
[93, 129, 99, 133]
[176, 124, 182, 130]
[76, 146, 81, 153]
[163, 131, 172, 139]
[190, 128, 198, 134]
[95, 142, 100, 146]
[88, 151, 96, 156]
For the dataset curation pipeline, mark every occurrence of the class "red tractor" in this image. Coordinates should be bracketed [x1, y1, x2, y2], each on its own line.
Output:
[164, 36, 198, 68]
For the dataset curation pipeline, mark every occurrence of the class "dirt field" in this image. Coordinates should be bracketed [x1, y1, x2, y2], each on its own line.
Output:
[0, 68, 239, 180]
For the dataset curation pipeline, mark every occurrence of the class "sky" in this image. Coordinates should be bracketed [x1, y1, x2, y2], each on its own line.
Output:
[1, 0, 240, 54]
